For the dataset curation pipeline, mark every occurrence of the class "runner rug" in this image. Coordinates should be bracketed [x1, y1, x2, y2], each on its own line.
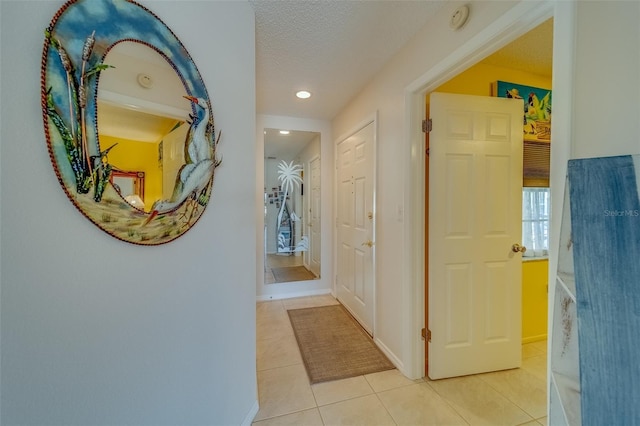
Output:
[287, 304, 394, 384]
[271, 266, 315, 283]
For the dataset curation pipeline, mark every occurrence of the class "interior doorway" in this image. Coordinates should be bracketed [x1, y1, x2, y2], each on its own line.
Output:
[424, 18, 553, 382]
[397, 0, 557, 380]
[335, 119, 377, 335]
[423, 18, 553, 378]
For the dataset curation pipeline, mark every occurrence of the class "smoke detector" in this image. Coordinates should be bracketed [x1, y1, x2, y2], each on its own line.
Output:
[137, 73, 153, 89]
[449, 5, 469, 30]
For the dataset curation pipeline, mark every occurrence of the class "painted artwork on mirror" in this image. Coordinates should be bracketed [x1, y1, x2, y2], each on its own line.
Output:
[276, 160, 308, 253]
[494, 81, 551, 142]
[566, 155, 640, 424]
[41, 0, 221, 245]
[263, 129, 321, 284]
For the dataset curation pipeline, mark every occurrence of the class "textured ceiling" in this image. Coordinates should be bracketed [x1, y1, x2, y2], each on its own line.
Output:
[249, 0, 445, 120]
[480, 18, 553, 78]
[264, 129, 319, 159]
[252, 2, 553, 158]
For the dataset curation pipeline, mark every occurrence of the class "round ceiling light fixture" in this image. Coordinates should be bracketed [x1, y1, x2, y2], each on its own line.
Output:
[296, 90, 311, 99]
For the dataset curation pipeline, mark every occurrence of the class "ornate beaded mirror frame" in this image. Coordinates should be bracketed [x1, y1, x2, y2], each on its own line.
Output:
[41, 0, 220, 245]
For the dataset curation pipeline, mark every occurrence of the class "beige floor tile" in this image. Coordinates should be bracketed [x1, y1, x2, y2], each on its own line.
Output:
[252, 408, 324, 426]
[378, 382, 467, 425]
[312, 376, 374, 406]
[521, 354, 547, 382]
[536, 416, 547, 425]
[265, 254, 306, 285]
[257, 300, 286, 319]
[257, 333, 303, 371]
[255, 364, 317, 421]
[265, 270, 276, 284]
[318, 394, 396, 426]
[257, 311, 294, 341]
[530, 340, 548, 354]
[427, 375, 533, 426]
[283, 295, 338, 310]
[522, 343, 545, 359]
[267, 253, 305, 268]
[478, 368, 547, 419]
[365, 369, 422, 393]
[517, 421, 540, 426]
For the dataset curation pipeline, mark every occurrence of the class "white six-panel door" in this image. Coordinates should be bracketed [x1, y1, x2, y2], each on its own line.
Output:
[428, 92, 524, 379]
[336, 122, 375, 334]
[309, 155, 321, 277]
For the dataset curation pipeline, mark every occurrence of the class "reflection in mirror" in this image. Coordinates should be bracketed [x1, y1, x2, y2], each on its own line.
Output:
[264, 129, 321, 284]
[110, 170, 145, 210]
[97, 41, 191, 213]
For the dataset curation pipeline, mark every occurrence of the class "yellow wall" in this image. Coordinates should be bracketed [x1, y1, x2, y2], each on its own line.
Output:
[434, 62, 551, 97]
[101, 135, 163, 208]
[522, 260, 548, 342]
[433, 62, 551, 343]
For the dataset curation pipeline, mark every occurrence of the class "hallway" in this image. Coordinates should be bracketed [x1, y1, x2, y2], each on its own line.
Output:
[254, 295, 547, 425]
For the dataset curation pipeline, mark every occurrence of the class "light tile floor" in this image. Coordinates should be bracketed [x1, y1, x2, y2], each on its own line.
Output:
[254, 295, 548, 426]
[265, 253, 305, 284]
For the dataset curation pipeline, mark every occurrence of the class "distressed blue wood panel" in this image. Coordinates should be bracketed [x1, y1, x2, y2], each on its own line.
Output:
[568, 155, 640, 425]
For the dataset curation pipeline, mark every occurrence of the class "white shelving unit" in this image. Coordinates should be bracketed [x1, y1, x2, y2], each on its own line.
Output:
[549, 181, 581, 425]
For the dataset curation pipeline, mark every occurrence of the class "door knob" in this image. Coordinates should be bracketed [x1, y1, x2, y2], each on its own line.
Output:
[362, 240, 375, 248]
[512, 243, 527, 253]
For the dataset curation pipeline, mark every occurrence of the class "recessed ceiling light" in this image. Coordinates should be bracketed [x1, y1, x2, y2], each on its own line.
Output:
[279, 130, 290, 135]
[296, 90, 311, 99]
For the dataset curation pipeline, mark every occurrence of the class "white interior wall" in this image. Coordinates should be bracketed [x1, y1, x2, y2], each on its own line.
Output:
[571, 1, 640, 159]
[330, 0, 640, 388]
[548, 1, 640, 420]
[256, 115, 332, 300]
[0, 2, 258, 425]
[331, 0, 522, 378]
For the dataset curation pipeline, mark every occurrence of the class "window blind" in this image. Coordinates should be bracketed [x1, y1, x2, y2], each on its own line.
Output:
[523, 140, 550, 187]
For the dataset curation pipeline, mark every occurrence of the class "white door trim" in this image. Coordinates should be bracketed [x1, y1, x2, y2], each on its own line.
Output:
[334, 111, 378, 335]
[402, 1, 558, 379]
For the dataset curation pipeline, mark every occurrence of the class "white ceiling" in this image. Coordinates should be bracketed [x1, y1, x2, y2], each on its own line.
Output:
[249, 0, 446, 120]
[264, 128, 319, 159]
[251, 1, 552, 156]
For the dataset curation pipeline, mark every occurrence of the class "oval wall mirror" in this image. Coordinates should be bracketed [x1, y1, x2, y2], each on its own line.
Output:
[41, 0, 220, 245]
[264, 129, 321, 284]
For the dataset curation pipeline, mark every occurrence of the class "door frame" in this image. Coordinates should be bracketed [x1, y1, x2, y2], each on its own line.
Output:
[334, 112, 378, 336]
[401, 0, 573, 379]
[306, 153, 321, 277]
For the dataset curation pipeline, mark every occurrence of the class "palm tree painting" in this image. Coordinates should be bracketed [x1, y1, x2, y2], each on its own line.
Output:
[276, 160, 308, 253]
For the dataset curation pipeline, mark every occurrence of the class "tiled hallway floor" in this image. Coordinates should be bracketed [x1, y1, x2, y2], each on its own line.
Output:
[254, 294, 547, 426]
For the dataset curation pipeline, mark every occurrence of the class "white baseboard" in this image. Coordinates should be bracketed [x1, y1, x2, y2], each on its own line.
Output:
[241, 400, 259, 426]
[374, 337, 405, 375]
[522, 334, 548, 344]
[256, 288, 333, 302]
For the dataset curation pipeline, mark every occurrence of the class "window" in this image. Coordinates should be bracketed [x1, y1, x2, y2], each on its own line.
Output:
[522, 187, 550, 257]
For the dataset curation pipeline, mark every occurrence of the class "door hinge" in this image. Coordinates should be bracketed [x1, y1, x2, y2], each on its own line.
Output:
[422, 118, 432, 133]
[421, 328, 432, 342]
